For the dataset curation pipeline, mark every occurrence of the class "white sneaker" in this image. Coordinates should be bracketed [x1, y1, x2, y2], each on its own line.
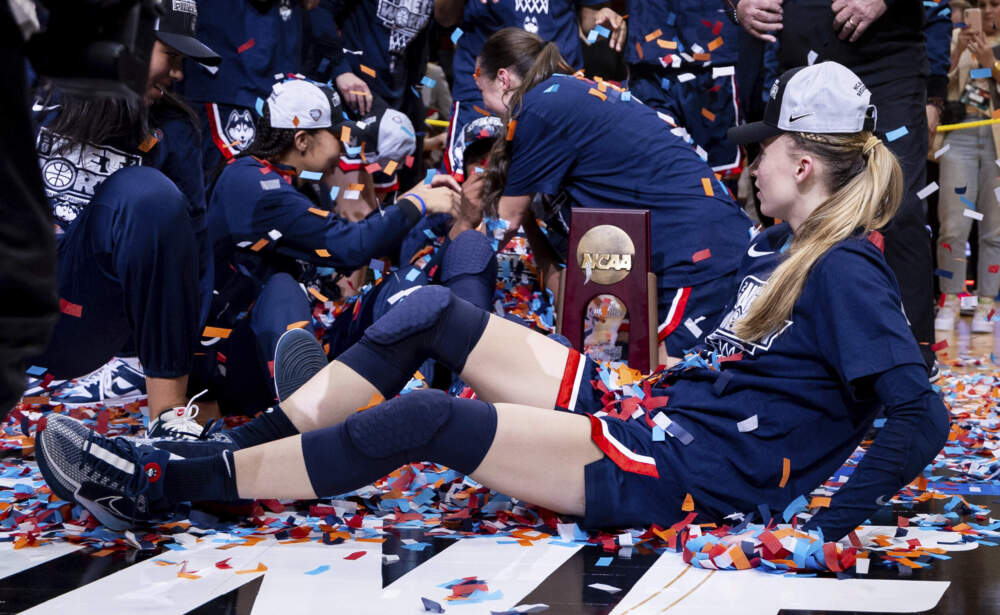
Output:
[935, 305, 957, 331]
[972, 304, 995, 333]
[146, 390, 211, 441]
[52, 357, 146, 407]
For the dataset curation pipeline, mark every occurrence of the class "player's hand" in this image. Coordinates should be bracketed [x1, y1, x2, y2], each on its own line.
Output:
[301, 0, 320, 9]
[956, 27, 974, 54]
[335, 72, 373, 115]
[591, 7, 627, 52]
[831, 0, 887, 42]
[737, 0, 784, 43]
[926, 104, 941, 151]
[402, 180, 462, 217]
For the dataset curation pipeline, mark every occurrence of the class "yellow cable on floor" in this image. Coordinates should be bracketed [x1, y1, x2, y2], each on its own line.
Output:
[937, 117, 1000, 132]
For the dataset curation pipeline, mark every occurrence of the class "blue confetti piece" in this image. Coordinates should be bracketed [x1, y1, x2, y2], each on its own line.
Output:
[317, 57, 330, 74]
[885, 126, 909, 142]
[255, 97, 265, 116]
[594, 24, 611, 38]
[621, 90, 631, 101]
[971, 67, 992, 79]
[651, 426, 666, 441]
[26, 365, 47, 377]
[660, 77, 672, 91]
[936, 268, 954, 279]
[424, 169, 438, 184]
[344, 144, 362, 156]
[595, 556, 613, 567]
[782, 494, 809, 522]
[299, 169, 324, 181]
[329, 186, 340, 200]
[421, 76, 436, 89]
[402, 541, 433, 551]
[450, 27, 463, 44]
[422, 597, 445, 613]
[960, 195, 977, 209]
[586, 29, 599, 44]
[667, 12, 677, 25]
[873, 418, 887, 428]
[401, 125, 415, 138]
[369, 259, 384, 271]
[305, 564, 330, 575]
[544, 84, 560, 94]
[405, 268, 421, 282]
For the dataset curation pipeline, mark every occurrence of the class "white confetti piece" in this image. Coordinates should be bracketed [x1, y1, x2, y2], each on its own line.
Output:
[712, 65, 735, 78]
[916, 182, 939, 200]
[267, 229, 282, 240]
[807, 50, 819, 65]
[677, 72, 696, 82]
[344, 189, 361, 200]
[964, 209, 984, 221]
[260, 179, 281, 190]
[737, 414, 759, 432]
[684, 317, 703, 337]
[934, 144, 950, 159]
[855, 558, 870, 574]
[588, 583, 621, 593]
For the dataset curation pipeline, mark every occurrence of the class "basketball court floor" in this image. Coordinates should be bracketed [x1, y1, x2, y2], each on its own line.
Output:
[1, 324, 997, 615]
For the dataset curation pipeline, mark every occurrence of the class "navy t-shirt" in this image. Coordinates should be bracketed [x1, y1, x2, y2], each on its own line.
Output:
[504, 74, 750, 287]
[180, 0, 303, 108]
[305, 0, 432, 105]
[653, 223, 926, 524]
[208, 156, 421, 325]
[624, 0, 740, 68]
[451, 0, 603, 103]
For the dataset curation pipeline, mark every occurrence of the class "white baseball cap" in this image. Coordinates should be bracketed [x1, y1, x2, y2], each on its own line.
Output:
[267, 78, 353, 131]
[728, 62, 877, 144]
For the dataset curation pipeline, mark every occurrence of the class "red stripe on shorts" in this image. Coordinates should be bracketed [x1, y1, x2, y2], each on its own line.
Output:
[555, 349, 582, 410]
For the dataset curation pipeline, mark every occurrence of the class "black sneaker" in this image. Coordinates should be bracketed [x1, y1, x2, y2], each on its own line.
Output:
[35, 414, 176, 530]
[273, 328, 327, 402]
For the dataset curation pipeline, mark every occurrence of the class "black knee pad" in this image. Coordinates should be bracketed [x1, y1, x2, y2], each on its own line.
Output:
[345, 389, 452, 458]
[364, 285, 451, 345]
[442, 230, 498, 311]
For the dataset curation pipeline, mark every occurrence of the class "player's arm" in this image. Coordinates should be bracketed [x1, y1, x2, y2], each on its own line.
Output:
[578, 3, 627, 52]
[434, 0, 467, 27]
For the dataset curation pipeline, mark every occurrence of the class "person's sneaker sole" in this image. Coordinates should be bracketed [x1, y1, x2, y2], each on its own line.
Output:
[34, 413, 94, 503]
[273, 328, 327, 402]
[52, 391, 146, 409]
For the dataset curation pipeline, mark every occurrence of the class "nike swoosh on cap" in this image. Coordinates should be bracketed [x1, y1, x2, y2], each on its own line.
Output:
[788, 113, 813, 122]
[747, 245, 775, 257]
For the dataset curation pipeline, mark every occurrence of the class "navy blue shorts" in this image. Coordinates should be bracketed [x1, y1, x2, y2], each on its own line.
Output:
[552, 349, 688, 529]
[657, 272, 738, 357]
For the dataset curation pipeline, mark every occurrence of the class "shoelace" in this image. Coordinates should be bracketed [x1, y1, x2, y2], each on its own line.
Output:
[82, 432, 150, 499]
[59, 362, 114, 398]
[157, 390, 209, 438]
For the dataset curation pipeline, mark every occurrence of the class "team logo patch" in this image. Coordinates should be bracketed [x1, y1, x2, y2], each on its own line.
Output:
[523, 16, 539, 33]
[35, 127, 142, 225]
[309, 108, 322, 121]
[224, 109, 256, 151]
[172, 0, 196, 14]
[279, 0, 292, 21]
[704, 275, 792, 357]
[144, 462, 163, 483]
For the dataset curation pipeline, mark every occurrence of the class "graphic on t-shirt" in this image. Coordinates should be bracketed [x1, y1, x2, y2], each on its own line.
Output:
[377, 0, 434, 55]
[704, 275, 792, 356]
[225, 109, 256, 151]
[515, 0, 549, 14]
[523, 15, 539, 33]
[36, 127, 142, 225]
[279, 0, 292, 22]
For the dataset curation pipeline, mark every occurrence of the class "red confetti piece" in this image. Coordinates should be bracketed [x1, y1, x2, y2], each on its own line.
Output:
[59, 298, 83, 318]
[344, 551, 366, 560]
[237, 38, 255, 54]
[692, 248, 712, 263]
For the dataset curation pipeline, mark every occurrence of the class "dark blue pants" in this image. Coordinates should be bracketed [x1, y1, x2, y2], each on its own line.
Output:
[30, 167, 200, 379]
[196, 272, 313, 413]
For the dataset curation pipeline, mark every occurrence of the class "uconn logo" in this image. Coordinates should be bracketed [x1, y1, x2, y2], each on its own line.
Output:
[704, 275, 792, 357]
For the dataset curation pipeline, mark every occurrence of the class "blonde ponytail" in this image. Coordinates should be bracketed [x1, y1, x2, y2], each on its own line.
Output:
[732, 131, 903, 342]
[479, 29, 574, 216]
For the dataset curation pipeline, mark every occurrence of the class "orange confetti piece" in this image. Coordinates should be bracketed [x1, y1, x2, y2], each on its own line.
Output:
[202, 326, 232, 339]
[701, 177, 714, 196]
[358, 392, 385, 412]
[355, 537, 387, 543]
[473, 105, 491, 116]
[286, 320, 309, 331]
[587, 88, 608, 101]
[236, 562, 268, 574]
[701, 108, 717, 122]
[809, 496, 832, 508]
[308, 207, 330, 218]
[644, 29, 663, 41]
[340, 125, 352, 142]
[178, 571, 202, 580]
[692, 53, 711, 61]
[506, 120, 517, 141]
[315, 248, 331, 258]
[348, 183, 365, 191]
[308, 286, 330, 302]
[250, 238, 269, 252]
[360, 64, 376, 77]
[707, 37, 724, 51]
[635, 41, 643, 59]
[681, 492, 695, 512]
[656, 39, 678, 49]
[138, 133, 159, 152]
[728, 544, 751, 570]
[779, 457, 791, 488]
[383, 160, 398, 176]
